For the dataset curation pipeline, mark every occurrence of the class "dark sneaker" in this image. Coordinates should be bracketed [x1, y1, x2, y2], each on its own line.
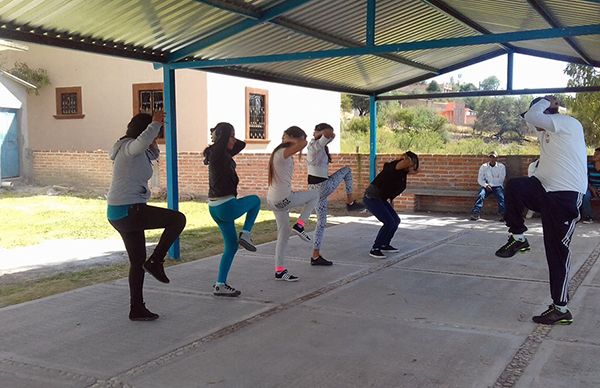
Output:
[213, 283, 241, 297]
[275, 269, 299, 282]
[346, 201, 366, 212]
[532, 304, 573, 325]
[311, 255, 333, 266]
[129, 303, 159, 321]
[495, 236, 530, 258]
[369, 249, 386, 258]
[582, 216, 593, 224]
[238, 232, 257, 252]
[292, 223, 312, 243]
[380, 244, 399, 253]
[498, 217, 505, 223]
[143, 257, 170, 283]
[470, 213, 480, 221]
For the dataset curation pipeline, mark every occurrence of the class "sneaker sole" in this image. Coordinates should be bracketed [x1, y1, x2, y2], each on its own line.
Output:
[238, 239, 257, 252]
[380, 249, 399, 253]
[275, 277, 299, 282]
[129, 316, 159, 321]
[533, 318, 573, 325]
[369, 253, 387, 259]
[311, 261, 333, 266]
[292, 230, 312, 243]
[213, 292, 241, 297]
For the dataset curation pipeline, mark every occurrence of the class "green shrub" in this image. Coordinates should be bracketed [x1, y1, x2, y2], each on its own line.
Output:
[344, 116, 370, 133]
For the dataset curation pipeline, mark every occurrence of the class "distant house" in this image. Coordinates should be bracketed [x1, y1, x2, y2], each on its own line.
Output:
[1, 42, 340, 188]
[437, 102, 477, 127]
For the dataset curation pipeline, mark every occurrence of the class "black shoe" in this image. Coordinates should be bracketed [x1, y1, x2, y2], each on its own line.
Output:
[582, 216, 593, 224]
[369, 249, 386, 258]
[311, 255, 333, 266]
[213, 283, 241, 297]
[532, 304, 573, 325]
[275, 269, 299, 282]
[380, 244, 399, 253]
[129, 303, 159, 321]
[143, 257, 170, 283]
[292, 223, 312, 243]
[498, 217, 505, 223]
[470, 213, 480, 221]
[346, 201, 366, 211]
[495, 236, 530, 258]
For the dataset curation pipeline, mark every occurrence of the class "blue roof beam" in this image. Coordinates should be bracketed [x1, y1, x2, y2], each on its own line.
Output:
[161, 24, 600, 70]
[526, 0, 594, 65]
[167, 0, 313, 62]
[194, 0, 439, 73]
[366, 0, 376, 47]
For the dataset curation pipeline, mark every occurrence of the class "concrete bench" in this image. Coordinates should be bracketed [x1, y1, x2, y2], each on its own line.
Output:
[402, 187, 474, 212]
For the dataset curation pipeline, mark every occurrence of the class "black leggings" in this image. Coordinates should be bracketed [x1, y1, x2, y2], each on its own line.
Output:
[109, 204, 186, 305]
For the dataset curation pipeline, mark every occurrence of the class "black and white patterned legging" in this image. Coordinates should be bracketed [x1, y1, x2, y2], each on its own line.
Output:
[307, 166, 353, 250]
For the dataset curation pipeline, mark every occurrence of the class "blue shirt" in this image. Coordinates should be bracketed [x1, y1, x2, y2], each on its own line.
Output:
[589, 162, 600, 189]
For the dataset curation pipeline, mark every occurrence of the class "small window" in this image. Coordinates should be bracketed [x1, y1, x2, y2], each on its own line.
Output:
[54, 87, 84, 119]
[245, 87, 269, 143]
[133, 83, 164, 142]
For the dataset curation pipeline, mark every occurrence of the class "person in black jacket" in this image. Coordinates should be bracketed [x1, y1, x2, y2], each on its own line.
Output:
[363, 152, 419, 258]
[203, 122, 261, 297]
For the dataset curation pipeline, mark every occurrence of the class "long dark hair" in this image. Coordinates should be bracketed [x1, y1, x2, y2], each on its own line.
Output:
[405, 150, 419, 171]
[314, 122, 333, 163]
[122, 113, 153, 139]
[268, 126, 307, 186]
[203, 122, 235, 165]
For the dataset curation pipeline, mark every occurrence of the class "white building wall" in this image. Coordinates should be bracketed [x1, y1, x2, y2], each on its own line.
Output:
[206, 73, 341, 153]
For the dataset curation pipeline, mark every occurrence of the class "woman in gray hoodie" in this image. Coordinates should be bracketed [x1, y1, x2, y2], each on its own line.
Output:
[107, 111, 186, 321]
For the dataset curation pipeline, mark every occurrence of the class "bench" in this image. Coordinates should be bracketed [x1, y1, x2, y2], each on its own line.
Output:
[402, 187, 474, 212]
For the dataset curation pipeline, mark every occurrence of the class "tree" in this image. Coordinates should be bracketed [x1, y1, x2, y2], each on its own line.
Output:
[564, 63, 600, 145]
[459, 82, 478, 92]
[426, 80, 441, 92]
[349, 95, 370, 116]
[473, 96, 529, 138]
[340, 93, 353, 112]
[479, 75, 500, 91]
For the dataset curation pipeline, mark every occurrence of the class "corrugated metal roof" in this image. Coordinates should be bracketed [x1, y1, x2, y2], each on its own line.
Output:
[0, 0, 599, 94]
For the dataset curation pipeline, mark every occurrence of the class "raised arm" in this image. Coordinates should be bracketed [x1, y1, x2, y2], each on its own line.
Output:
[230, 138, 246, 156]
[124, 111, 164, 156]
[283, 139, 308, 159]
[524, 97, 556, 132]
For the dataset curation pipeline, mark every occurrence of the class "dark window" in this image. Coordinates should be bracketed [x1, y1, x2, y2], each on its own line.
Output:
[54, 87, 84, 119]
[132, 83, 164, 142]
[245, 87, 269, 143]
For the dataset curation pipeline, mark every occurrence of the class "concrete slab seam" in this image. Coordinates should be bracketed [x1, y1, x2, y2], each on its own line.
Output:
[92, 231, 467, 387]
[493, 240, 600, 388]
[0, 357, 97, 385]
[396, 267, 549, 284]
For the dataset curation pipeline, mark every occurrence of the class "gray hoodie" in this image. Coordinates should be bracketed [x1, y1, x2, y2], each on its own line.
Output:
[107, 121, 161, 205]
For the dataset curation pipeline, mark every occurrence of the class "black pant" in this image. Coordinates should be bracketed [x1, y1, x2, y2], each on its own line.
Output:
[109, 204, 186, 305]
[505, 177, 582, 306]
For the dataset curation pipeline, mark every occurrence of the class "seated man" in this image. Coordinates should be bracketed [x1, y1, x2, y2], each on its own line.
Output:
[580, 147, 600, 223]
[470, 151, 506, 221]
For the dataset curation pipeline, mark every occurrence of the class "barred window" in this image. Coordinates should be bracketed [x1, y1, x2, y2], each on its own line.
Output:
[133, 83, 164, 142]
[245, 87, 269, 143]
[54, 87, 84, 119]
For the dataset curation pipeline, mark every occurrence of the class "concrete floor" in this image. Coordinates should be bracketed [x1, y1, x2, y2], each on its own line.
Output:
[1, 213, 599, 388]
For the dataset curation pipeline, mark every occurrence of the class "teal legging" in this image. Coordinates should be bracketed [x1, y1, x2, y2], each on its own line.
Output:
[209, 195, 261, 283]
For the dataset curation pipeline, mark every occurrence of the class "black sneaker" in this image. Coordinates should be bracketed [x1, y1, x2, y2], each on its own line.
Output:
[346, 201, 366, 211]
[311, 255, 333, 266]
[532, 304, 573, 325]
[129, 303, 159, 321]
[380, 244, 399, 253]
[495, 236, 530, 258]
[275, 269, 299, 282]
[582, 216, 593, 224]
[238, 232, 257, 252]
[213, 283, 241, 297]
[470, 213, 480, 221]
[369, 249, 386, 258]
[292, 223, 312, 243]
[143, 257, 170, 283]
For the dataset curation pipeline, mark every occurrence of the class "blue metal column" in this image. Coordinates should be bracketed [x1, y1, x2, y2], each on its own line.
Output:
[369, 95, 377, 181]
[163, 66, 181, 259]
[506, 52, 514, 90]
[366, 0, 376, 46]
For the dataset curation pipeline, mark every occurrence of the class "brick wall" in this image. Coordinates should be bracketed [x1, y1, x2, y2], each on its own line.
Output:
[31, 151, 540, 214]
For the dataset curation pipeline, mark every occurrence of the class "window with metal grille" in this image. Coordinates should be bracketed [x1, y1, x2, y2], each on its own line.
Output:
[54, 87, 84, 119]
[245, 87, 269, 143]
[133, 83, 164, 142]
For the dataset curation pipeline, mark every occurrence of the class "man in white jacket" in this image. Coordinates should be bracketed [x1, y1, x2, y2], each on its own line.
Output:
[495, 96, 587, 325]
[469, 151, 506, 221]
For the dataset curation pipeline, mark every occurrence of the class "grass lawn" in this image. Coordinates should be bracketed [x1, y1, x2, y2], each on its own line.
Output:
[0, 192, 294, 307]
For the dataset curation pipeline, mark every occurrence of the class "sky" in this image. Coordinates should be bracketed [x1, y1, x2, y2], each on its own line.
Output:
[431, 53, 572, 90]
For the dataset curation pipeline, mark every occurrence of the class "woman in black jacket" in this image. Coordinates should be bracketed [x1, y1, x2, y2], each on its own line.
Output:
[203, 122, 261, 296]
[363, 151, 419, 259]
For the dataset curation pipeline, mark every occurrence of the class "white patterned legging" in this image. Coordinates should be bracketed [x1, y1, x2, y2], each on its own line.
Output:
[307, 166, 354, 250]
